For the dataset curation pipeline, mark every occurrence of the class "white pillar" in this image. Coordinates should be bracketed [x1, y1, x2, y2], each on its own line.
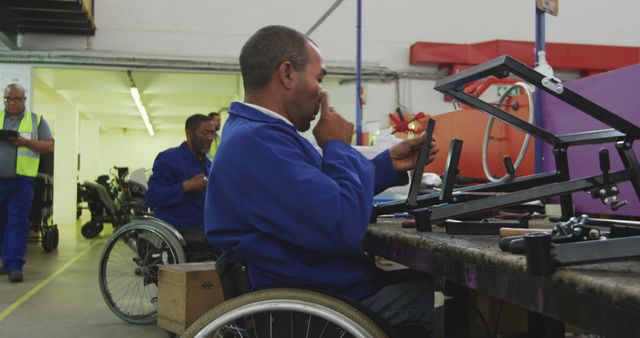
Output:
[79, 120, 100, 182]
[52, 103, 79, 225]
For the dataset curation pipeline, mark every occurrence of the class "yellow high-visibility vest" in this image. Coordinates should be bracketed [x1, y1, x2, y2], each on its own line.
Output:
[209, 134, 220, 160]
[1, 110, 41, 177]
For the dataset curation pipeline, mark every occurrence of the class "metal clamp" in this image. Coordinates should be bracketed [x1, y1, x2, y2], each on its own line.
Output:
[541, 76, 564, 94]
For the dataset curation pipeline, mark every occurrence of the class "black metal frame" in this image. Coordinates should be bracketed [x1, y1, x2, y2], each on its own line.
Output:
[524, 232, 640, 275]
[372, 55, 640, 232]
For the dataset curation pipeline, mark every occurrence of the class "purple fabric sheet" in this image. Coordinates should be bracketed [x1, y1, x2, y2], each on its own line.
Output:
[541, 64, 640, 216]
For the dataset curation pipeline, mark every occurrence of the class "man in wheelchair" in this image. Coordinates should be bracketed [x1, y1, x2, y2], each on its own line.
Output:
[146, 114, 220, 259]
[203, 25, 440, 337]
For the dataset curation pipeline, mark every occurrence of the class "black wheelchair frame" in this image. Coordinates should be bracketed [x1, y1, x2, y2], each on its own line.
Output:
[28, 173, 58, 253]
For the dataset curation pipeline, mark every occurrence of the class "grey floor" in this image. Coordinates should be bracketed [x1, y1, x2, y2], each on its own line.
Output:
[0, 217, 169, 338]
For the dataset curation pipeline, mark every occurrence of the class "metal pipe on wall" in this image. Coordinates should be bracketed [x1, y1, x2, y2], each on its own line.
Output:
[355, 0, 363, 145]
[306, 0, 345, 36]
[534, 8, 546, 174]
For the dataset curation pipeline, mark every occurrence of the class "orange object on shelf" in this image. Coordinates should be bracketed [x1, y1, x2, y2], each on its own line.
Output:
[389, 78, 534, 180]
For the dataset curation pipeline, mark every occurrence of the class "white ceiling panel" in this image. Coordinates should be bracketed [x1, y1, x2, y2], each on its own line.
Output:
[33, 67, 242, 132]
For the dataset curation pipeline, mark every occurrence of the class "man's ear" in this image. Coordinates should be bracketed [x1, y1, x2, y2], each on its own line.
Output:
[277, 61, 296, 90]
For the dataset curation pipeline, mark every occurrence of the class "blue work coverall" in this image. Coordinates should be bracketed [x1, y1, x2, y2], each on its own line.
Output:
[146, 142, 211, 229]
[204, 102, 408, 301]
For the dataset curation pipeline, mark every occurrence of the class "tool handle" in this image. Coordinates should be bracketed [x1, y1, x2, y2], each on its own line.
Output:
[499, 235, 522, 252]
[499, 227, 550, 238]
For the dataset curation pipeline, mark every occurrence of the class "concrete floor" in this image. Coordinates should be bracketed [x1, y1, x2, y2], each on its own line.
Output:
[0, 218, 169, 338]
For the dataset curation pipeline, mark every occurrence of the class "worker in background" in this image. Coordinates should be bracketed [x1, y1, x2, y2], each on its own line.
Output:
[207, 111, 222, 161]
[204, 25, 439, 336]
[146, 114, 219, 255]
[0, 83, 54, 283]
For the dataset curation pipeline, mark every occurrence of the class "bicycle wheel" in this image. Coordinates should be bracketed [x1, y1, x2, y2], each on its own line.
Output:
[181, 288, 392, 338]
[99, 223, 187, 324]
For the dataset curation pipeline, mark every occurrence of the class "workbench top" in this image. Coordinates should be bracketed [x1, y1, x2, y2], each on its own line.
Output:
[365, 220, 640, 336]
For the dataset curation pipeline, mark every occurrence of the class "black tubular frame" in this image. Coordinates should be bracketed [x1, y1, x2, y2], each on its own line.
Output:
[372, 55, 640, 229]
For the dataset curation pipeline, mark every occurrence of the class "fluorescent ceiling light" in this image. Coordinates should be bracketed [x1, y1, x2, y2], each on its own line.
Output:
[127, 70, 154, 136]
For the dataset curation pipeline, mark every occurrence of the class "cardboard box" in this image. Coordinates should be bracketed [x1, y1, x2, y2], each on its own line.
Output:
[157, 262, 225, 334]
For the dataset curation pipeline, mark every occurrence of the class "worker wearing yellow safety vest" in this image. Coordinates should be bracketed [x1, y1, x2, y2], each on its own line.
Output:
[0, 83, 54, 283]
[206, 111, 222, 161]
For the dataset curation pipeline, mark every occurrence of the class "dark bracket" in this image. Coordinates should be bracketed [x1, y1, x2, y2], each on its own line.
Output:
[446, 218, 528, 235]
[525, 233, 640, 275]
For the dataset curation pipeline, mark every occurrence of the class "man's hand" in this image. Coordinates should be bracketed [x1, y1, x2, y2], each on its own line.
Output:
[8, 136, 54, 154]
[313, 91, 354, 147]
[389, 132, 439, 172]
[183, 173, 207, 193]
[8, 135, 28, 147]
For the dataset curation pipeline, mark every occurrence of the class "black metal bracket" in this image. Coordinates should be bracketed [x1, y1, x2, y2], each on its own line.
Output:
[439, 139, 463, 204]
[525, 233, 640, 275]
[446, 218, 528, 235]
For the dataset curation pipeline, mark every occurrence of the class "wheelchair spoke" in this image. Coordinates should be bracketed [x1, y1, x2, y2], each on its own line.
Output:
[189, 310, 360, 338]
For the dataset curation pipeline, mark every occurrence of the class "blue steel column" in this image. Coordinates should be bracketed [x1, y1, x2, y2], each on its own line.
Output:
[534, 8, 545, 173]
[355, 0, 363, 145]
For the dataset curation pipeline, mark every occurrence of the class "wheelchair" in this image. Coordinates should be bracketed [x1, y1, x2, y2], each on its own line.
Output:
[100, 218, 425, 337]
[98, 215, 218, 324]
[80, 176, 147, 239]
[29, 173, 59, 253]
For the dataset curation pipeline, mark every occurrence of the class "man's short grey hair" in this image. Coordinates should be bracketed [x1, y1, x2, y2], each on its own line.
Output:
[4, 83, 25, 94]
[239, 25, 311, 93]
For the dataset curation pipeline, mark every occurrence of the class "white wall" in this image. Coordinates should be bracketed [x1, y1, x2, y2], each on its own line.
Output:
[17, 0, 640, 121]
[79, 120, 100, 182]
[97, 128, 185, 181]
[20, 1, 640, 69]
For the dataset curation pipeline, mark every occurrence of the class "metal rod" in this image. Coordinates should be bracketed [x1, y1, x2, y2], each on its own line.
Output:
[305, 0, 345, 36]
[372, 171, 562, 217]
[440, 139, 463, 202]
[407, 119, 435, 207]
[558, 129, 625, 146]
[552, 236, 640, 265]
[355, 0, 363, 145]
[446, 90, 561, 144]
[427, 169, 635, 223]
[534, 8, 546, 173]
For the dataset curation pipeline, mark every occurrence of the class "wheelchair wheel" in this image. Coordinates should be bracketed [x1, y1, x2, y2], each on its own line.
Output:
[99, 222, 187, 324]
[41, 228, 53, 253]
[181, 288, 392, 338]
[51, 225, 59, 249]
[81, 221, 103, 239]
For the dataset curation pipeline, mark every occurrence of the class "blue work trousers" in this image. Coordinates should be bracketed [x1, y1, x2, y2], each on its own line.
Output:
[0, 177, 35, 272]
[361, 269, 435, 335]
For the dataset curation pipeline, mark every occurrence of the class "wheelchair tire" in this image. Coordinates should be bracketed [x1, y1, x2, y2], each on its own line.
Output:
[42, 228, 53, 253]
[81, 221, 102, 239]
[181, 288, 392, 338]
[51, 225, 59, 249]
[99, 222, 187, 324]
